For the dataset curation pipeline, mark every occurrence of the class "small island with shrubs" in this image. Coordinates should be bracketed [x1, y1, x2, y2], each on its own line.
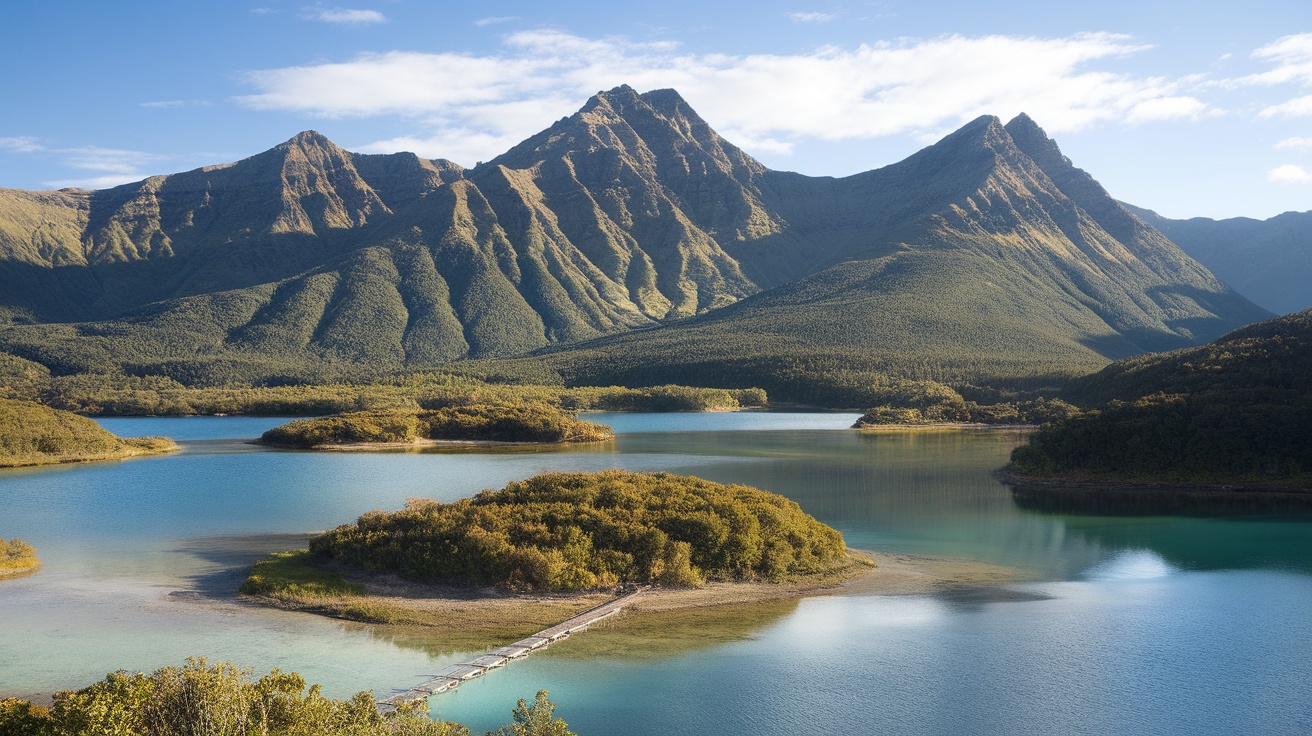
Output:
[240, 470, 879, 641]
[1, 538, 40, 579]
[259, 403, 614, 449]
[0, 398, 177, 469]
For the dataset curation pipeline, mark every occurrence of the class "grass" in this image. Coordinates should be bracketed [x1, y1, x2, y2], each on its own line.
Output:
[237, 549, 613, 648]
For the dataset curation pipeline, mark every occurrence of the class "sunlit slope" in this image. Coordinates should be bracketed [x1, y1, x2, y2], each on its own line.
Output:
[531, 115, 1270, 392]
[0, 87, 1267, 386]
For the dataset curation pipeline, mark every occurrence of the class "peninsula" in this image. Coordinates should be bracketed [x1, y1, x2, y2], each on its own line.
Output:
[0, 398, 177, 469]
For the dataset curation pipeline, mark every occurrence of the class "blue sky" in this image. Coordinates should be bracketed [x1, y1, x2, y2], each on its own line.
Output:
[2, 1, 1310, 219]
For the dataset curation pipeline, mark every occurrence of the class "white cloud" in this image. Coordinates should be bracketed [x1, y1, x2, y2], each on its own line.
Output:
[475, 16, 519, 27]
[0, 136, 44, 153]
[43, 174, 150, 190]
[1276, 136, 1312, 151]
[1125, 96, 1215, 124]
[1246, 33, 1312, 86]
[1267, 164, 1311, 184]
[1260, 94, 1312, 118]
[236, 30, 1215, 165]
[307, 8, 387, 25]
[788, 12, 836, 23]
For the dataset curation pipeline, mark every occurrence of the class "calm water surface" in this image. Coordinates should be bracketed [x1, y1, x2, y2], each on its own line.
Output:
[1, 413, 1309, 735]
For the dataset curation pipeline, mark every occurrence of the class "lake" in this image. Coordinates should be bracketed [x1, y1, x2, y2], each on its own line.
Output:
[1, 413, 1310, 735]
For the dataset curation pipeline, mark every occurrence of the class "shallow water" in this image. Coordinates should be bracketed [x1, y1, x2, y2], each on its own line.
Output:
[1, 415, 1309, 734]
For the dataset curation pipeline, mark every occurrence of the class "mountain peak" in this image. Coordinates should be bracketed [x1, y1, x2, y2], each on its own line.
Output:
[1003, 114, 1061, 162]
[279, 130, 342, 151]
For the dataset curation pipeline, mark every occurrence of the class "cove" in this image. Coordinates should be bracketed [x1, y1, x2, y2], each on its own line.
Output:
[0, 414, 1309, 734]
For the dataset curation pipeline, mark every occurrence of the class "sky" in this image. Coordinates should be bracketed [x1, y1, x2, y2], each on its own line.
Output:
[1, 1, 1310, 219]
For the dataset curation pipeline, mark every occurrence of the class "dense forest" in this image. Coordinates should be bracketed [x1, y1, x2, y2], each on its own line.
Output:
[1010, 310, 1312, 486]
[261, 404, 613, 448]
[0, 364, 767, 417]
[0, 658, 574, 736]
[0, 398, 176, 468]
[310, 470, 848, 592]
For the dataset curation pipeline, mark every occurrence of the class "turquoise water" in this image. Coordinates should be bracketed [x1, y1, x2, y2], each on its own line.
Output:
[1, 415, 1310, 734]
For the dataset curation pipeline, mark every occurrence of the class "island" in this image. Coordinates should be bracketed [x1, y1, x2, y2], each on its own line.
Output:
[0, 538, 40, 580]
[0, 398, 178, 469]
[258, 403, 614, 449]
[240, 470, 1023, 649]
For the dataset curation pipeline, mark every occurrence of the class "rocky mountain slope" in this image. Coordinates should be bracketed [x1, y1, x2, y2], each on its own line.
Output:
[0, 86, 1270, 387]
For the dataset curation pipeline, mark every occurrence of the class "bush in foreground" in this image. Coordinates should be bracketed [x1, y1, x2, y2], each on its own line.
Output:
[0, 658, 576, 736]
[310, 470, 847, 592]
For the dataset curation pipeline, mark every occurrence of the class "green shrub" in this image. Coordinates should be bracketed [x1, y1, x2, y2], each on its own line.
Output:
[310, 470, 847, 592]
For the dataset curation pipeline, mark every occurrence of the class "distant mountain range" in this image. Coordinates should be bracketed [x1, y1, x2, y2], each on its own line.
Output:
[0, 85, 1271, 389]
[1125, 205, 1312, 316]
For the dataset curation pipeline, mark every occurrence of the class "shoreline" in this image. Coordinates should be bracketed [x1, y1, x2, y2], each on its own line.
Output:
[0, 439, 179, 470]
[996, 465, 1312, 495]
[257, 437, 558, 451]
[854, 422, 1037, 432]
[0, 562, 41, 580]
[998, 465, 1312, 514]
[239, 550, 1029, 641]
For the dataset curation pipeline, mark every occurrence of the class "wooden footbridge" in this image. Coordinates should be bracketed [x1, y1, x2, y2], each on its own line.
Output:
[379, 588, 645, 708]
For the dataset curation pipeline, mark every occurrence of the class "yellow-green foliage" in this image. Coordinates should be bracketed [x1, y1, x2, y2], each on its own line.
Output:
[237, 550, 363, 598]
[0, 657, 473, 736]
[0, 398, 177, 468]
[854, 395, 1080, 426]
[0, 538, 39, 572]
[311, 470, 847, 592]
[38, 371, 767, 417]
[0, 353, 50, 402]
[261, 403, 614, 448]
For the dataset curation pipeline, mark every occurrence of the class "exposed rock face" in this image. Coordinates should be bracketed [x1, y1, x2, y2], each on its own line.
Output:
[0, 86, 1270, 379]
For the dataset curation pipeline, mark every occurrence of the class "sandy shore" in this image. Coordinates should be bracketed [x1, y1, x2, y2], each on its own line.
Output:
[242, 550, 1030, 647]
[0, 562, 41, 580]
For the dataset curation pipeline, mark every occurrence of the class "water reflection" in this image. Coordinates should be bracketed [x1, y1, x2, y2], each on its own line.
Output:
[2, 416, 1310, 734]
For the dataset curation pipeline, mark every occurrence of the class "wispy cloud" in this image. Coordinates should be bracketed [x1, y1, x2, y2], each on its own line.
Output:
[1244, 33, 1312, 86]
[475, 16, 519, 27]
[1, 143, 176, 190]
[1276, 136, 1312, 151]
[1260, 94, 1312, 118]
[1268, 163, 1311, 183]
[788, 11, 837, 23]
[236, 30, 1216, 164]
[306, 8, 387, 25]
[140, 99, 213, 109]
[0, 136, 44, 153]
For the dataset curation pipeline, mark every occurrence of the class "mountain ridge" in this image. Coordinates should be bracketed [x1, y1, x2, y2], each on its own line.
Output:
[0, 86, 1271, 390]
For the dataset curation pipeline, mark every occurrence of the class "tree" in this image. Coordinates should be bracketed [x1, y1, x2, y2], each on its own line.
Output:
[486, 691, 575, 736]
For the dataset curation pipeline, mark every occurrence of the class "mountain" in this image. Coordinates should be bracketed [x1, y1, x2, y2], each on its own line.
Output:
[518, 114, 1271, 399]
[0, 86, 1270, 389]
[1126, 205, 1312, 316]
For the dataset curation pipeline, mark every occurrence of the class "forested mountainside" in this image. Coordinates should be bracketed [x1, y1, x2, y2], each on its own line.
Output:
[1011, 309, 1312, 485]
[1127, 204, 1312, 316]
[0, 86, 1268, 389]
